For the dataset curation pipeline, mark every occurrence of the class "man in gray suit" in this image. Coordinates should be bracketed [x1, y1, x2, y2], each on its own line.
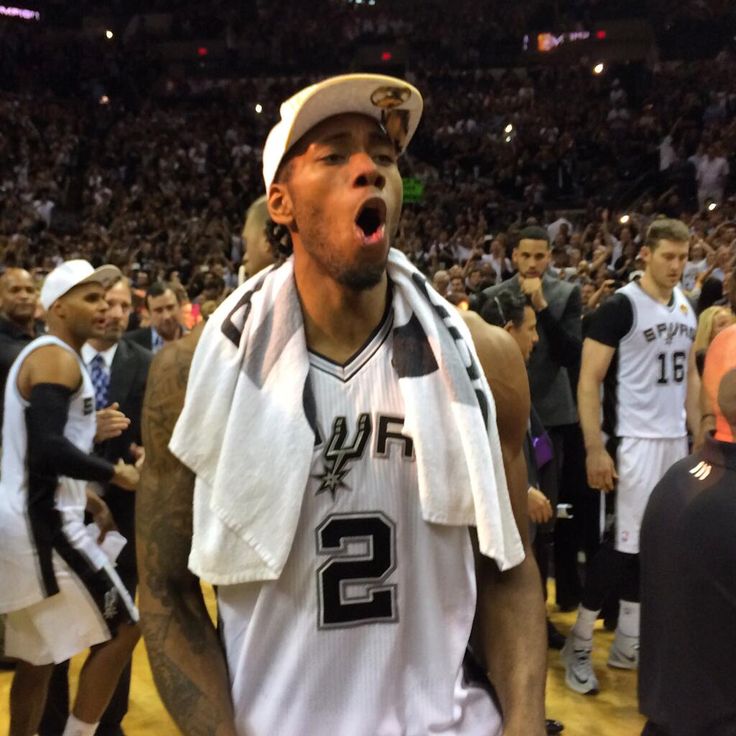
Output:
[480, 226, 595, 612]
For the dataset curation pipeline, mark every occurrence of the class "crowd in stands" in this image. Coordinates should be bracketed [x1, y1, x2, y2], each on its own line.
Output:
[3, 3, 736, 732]
[2, 40, 736, 321]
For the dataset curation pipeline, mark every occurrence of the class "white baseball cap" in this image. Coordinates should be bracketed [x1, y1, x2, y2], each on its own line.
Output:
[262, 73, 423, 190]
[40, 259, 122, 310]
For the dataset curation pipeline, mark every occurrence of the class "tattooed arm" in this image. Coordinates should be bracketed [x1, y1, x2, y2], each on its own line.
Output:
[462, 311, 547, 736]
[136, 326, 238, 736]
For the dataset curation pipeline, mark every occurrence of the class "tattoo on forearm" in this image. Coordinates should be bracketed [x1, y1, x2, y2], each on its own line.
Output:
[137, 340, 235, 735]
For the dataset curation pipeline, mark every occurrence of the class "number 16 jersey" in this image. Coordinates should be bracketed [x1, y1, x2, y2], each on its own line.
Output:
[588, 282, 696, 439]
[217, 311, 502, 736]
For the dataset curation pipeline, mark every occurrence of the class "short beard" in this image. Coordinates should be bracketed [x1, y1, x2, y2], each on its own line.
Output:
[294, 211, 389, 292]
[334, 261, 386, 291]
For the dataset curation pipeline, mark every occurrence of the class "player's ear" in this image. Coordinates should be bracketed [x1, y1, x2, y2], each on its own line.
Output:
[268, 183, 294, 229]
[49, 297, 66, 320]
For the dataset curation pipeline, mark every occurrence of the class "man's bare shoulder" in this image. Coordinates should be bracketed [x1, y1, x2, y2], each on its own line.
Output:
[143, 323, 205, 443]
[460, 309, 529, 446]
[148, 324, 204, 401]
[20, 343, 81, 393]
[460, 310, 525, 383]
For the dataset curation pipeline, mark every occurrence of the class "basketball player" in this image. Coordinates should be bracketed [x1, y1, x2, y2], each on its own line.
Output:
[137, 75, 546, 736]
[562, 218, 700, 695]
[0, 260, 140, 736]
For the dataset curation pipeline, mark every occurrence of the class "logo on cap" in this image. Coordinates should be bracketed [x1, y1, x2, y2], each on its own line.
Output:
[370, 85, 411, 109]
[371, 86, 412, 152]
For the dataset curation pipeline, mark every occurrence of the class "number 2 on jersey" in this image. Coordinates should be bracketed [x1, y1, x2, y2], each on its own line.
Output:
[316, 512, 398, 629]
[656, 351, 686, 385]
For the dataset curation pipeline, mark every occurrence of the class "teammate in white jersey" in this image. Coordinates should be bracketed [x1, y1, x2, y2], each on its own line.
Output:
[137, 76, 546, 736]
[562, 219, 700, 695]
[0, 260, 141, 736]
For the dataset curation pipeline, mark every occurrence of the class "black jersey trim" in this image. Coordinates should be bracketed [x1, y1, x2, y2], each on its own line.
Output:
[27, 491, 136, 631]
[308, 304, 394, 383]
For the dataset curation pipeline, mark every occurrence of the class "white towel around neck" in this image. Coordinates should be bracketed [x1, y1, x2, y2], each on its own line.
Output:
[169, 249, 524, 585]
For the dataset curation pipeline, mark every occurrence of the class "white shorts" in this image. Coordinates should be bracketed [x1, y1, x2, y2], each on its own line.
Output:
[615, 436, 688, 554]
[3, 557, 138, 666]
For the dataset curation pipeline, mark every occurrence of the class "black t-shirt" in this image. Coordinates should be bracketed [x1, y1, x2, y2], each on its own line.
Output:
[0, 317, 41, 427]
[639, 435, 736, 735]
[585, 292, 634, 347]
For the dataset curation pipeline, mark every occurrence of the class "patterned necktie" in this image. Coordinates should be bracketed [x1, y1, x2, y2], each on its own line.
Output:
[90, 353, 110, 410]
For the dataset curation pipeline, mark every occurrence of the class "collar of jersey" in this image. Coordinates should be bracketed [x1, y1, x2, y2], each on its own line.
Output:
[308, 306, 394, 383]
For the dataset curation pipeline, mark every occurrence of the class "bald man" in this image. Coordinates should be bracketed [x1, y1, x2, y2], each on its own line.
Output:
[639, 324, 736, 736]
[239, 195, 275, 283]
[0, 268, 43, 427]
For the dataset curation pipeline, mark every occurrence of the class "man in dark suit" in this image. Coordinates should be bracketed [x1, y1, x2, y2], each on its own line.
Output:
[40, 277, 152, 736]
[480, 226, 595, 612]
[125, 281, 186, 354]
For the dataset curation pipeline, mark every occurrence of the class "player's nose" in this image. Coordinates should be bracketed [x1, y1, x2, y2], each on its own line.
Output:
[351, 152, 385, 190]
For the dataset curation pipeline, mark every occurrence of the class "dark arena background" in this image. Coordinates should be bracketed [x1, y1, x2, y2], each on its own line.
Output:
[2, 1, 736, 734]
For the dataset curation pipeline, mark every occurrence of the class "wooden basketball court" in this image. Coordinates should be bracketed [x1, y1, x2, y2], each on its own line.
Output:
[1, 584, 644, 735]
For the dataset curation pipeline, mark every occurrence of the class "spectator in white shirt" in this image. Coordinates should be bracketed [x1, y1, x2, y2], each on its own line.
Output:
[696, 143, 730, 209]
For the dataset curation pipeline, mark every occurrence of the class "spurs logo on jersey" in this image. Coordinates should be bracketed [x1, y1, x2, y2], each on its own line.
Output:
[642, 321, 696, 344]
[313, 414, 372, 498]
[312, 413, 415, 499]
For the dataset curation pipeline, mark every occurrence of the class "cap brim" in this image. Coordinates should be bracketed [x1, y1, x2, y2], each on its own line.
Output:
[285, 74, 423, 155]
[77, 264, 122, 289]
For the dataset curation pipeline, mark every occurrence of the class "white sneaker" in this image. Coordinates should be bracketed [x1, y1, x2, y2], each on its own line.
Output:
[561, 636, 599, 695]
[608, 635, 639, 670]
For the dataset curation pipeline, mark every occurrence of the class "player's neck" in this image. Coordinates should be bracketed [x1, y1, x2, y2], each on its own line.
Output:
[639, 272, 673, 305]
[48, 324, 84, 354]
[295, 269, 389, 365]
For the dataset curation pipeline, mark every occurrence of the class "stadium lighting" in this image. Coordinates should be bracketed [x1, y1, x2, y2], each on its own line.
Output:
[99, 95, 110, 105]
[255, 104, 263, 114]
[105, 30, 114, 40]
[620, 214, 630, 224]
[593, 62, 604, 75]
[504, 123, 513, 133]
[505, 135, 512, 143]
[708, 202, 718, 211]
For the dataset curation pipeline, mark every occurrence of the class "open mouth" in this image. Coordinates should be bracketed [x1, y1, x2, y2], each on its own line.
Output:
[355, 198, 387, 245]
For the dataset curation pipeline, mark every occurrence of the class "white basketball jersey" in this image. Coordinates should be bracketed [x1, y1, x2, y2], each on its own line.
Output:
[605, 283, 696, 439]
[218, 315, 502, 736]
[0, 335, 104, 613]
